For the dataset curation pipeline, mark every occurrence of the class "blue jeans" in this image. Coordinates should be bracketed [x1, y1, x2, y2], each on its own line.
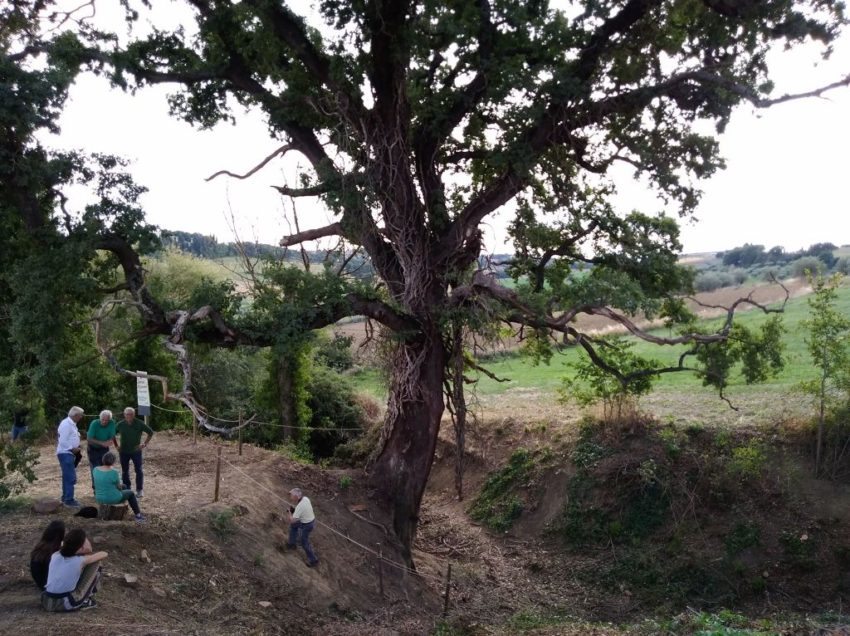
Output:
[120, 451, 144, 491]
[57, 453, 77, 504]
[120, 490, 141, 515]
[288, 521, 318, 564]
[11, 424, 27, 441]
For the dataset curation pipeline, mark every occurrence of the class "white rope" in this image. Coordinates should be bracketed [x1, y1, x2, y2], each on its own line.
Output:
[217, 455, 442, 583]
[152, 404, 363, 432]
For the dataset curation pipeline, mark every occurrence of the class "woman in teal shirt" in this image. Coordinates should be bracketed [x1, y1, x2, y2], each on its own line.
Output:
[93, 452, 144, 521]
[86, 410, 117, 492]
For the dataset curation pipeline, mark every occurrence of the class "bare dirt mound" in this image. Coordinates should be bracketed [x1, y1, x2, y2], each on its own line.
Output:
[0, 432, 441, 636]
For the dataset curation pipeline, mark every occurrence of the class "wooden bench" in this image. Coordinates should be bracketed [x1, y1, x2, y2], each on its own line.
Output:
[98, 504, 128, 521]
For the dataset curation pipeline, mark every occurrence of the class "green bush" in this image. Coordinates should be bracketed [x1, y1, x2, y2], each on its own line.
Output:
[780, 530, 817, 570]
[304, 366, 365, 459]
[208, 508, 237, 539]
[0, 438, 39, 501]
[791, 256, 824, 278]
[728, 441, 767, 480]
[726, 521, 761, 557]
[469, 448, 535, 531]
[314, 332, 355, 371]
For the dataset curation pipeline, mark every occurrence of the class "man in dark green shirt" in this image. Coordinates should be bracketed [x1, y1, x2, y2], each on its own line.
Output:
[115, 407, 154, 498]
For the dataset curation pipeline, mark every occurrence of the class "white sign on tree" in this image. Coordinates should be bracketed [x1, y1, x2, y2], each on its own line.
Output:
[136, 371, 151, 417]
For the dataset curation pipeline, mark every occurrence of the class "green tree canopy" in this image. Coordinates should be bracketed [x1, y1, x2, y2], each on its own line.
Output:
[3, 0, 847, 561]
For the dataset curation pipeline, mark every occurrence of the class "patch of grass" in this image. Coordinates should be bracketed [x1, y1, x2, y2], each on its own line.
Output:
[431, 621, 474, 636]
[505, 609, 573, 632]
[469, 448, 535, 531]
[208, 508, 237, 540]
[728, 441, 768, 480]
[338, 475, 353, 490]
[0, 495, 31, 513]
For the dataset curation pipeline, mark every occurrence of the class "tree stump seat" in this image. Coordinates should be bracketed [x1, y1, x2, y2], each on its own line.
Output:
[98, 504, 128, 521]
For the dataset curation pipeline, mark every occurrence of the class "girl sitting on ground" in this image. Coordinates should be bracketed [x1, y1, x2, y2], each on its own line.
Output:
[30, 520, 68, 589]
[42, 528, 107, 612]
[93, 451, 145, 521]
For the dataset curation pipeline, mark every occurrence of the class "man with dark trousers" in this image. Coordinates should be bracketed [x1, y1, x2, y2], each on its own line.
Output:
[115, 407, 153, 498]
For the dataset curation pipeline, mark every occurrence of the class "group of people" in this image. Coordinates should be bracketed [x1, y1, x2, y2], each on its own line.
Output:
[22, 404, 320, 613]
[57, 406, 154, 521]
[30, 520, 108, 611]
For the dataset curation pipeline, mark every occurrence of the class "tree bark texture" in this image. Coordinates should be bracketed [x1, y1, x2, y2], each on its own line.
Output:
[368, 331, 447, 565]
[277, 354, 296, 442]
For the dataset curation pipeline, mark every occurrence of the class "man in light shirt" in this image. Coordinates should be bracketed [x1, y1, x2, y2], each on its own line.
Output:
[286, 487, 319, 567]
[56, 406, 85, 508]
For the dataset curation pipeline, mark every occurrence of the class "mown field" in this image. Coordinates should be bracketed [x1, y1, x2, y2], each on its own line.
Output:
[350, 279, 850, 427]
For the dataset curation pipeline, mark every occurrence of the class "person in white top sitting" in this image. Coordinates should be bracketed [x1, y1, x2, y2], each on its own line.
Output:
[56, 406, 84, 508]
[42, 528, 107, 612]
[286, 487, 319, 567]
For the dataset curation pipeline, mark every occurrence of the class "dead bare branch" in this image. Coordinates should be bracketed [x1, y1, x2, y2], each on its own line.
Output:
[205, 144, 295, 182]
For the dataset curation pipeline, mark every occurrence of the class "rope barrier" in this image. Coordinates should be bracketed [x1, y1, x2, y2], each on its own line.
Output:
[151, 403, 364, 432]
[216, 454, 442, 583]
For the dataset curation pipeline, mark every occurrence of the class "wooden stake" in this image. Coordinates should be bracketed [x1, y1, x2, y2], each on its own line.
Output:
[442, 563, 452, 617]
[238, 410, 243, 456]
[377, 545, 384, 598]
[213, 446, 222, 502]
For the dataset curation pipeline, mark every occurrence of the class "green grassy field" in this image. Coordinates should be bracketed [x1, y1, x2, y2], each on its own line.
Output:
[350, 281, 850, 414]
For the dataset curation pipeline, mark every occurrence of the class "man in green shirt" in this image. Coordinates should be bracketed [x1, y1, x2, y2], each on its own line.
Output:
[115, 407, 153, 498]
[86, 410, 117, 493]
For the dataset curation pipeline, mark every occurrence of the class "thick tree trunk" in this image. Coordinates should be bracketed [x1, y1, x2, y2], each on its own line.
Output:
[369, 332, 447, 565]
[277, 354, 296, 442]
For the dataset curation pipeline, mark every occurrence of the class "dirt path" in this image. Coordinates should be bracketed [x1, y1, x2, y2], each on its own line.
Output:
[0, 433, 440, 636]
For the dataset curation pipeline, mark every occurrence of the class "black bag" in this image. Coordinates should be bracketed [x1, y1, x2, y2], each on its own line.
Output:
[74, 506, 99, 519]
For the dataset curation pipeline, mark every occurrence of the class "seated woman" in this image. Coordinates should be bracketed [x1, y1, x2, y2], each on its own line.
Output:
[30, 520, 67, 589]
[93, 452, 145, 521]
[42, 528, 107, 611]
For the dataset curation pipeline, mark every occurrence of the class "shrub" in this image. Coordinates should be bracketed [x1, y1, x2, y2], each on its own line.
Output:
[728, 441, 767, 480]
[694, 272, 722, 292]
[208, 508, 237, 539]
[304, 367, 366, 458]
[314, 332, 355, 371]
[837, 256, 850, 275]
[469, 448, 535, 531]
[726, 521, 761, 557]
[0, 438, 39, 501]
[791, 256, 824, 278]
[780, 530, 817, 570]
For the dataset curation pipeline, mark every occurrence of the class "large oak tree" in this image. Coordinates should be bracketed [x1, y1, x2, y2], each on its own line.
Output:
[4, 0, 848, 562]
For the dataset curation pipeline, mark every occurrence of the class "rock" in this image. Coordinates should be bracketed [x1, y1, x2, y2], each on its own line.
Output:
[123, 573, 139, 588]
[152, 586, 167, 598]
[32, 498, 61, 514]
[141, 549, 151, 563]
[92, 535, 107, 545]
[258, 601, 272, 608]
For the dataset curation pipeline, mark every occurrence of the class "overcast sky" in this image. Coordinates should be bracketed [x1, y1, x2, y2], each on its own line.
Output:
[46, 3, 850, 256]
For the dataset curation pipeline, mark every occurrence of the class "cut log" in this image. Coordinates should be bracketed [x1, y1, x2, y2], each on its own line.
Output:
[98, 504, 128, 521]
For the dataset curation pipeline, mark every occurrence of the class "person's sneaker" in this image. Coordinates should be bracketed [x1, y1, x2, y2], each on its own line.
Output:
[134, 513, 146, 522]
[307, 560, 319, 568]
[64, 500, 82, 508]
[136, 490, 144, 499]
[78, 598, 97, 611]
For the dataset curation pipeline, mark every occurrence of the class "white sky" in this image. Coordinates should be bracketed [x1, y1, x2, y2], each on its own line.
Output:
[45, 4, 850, 256]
